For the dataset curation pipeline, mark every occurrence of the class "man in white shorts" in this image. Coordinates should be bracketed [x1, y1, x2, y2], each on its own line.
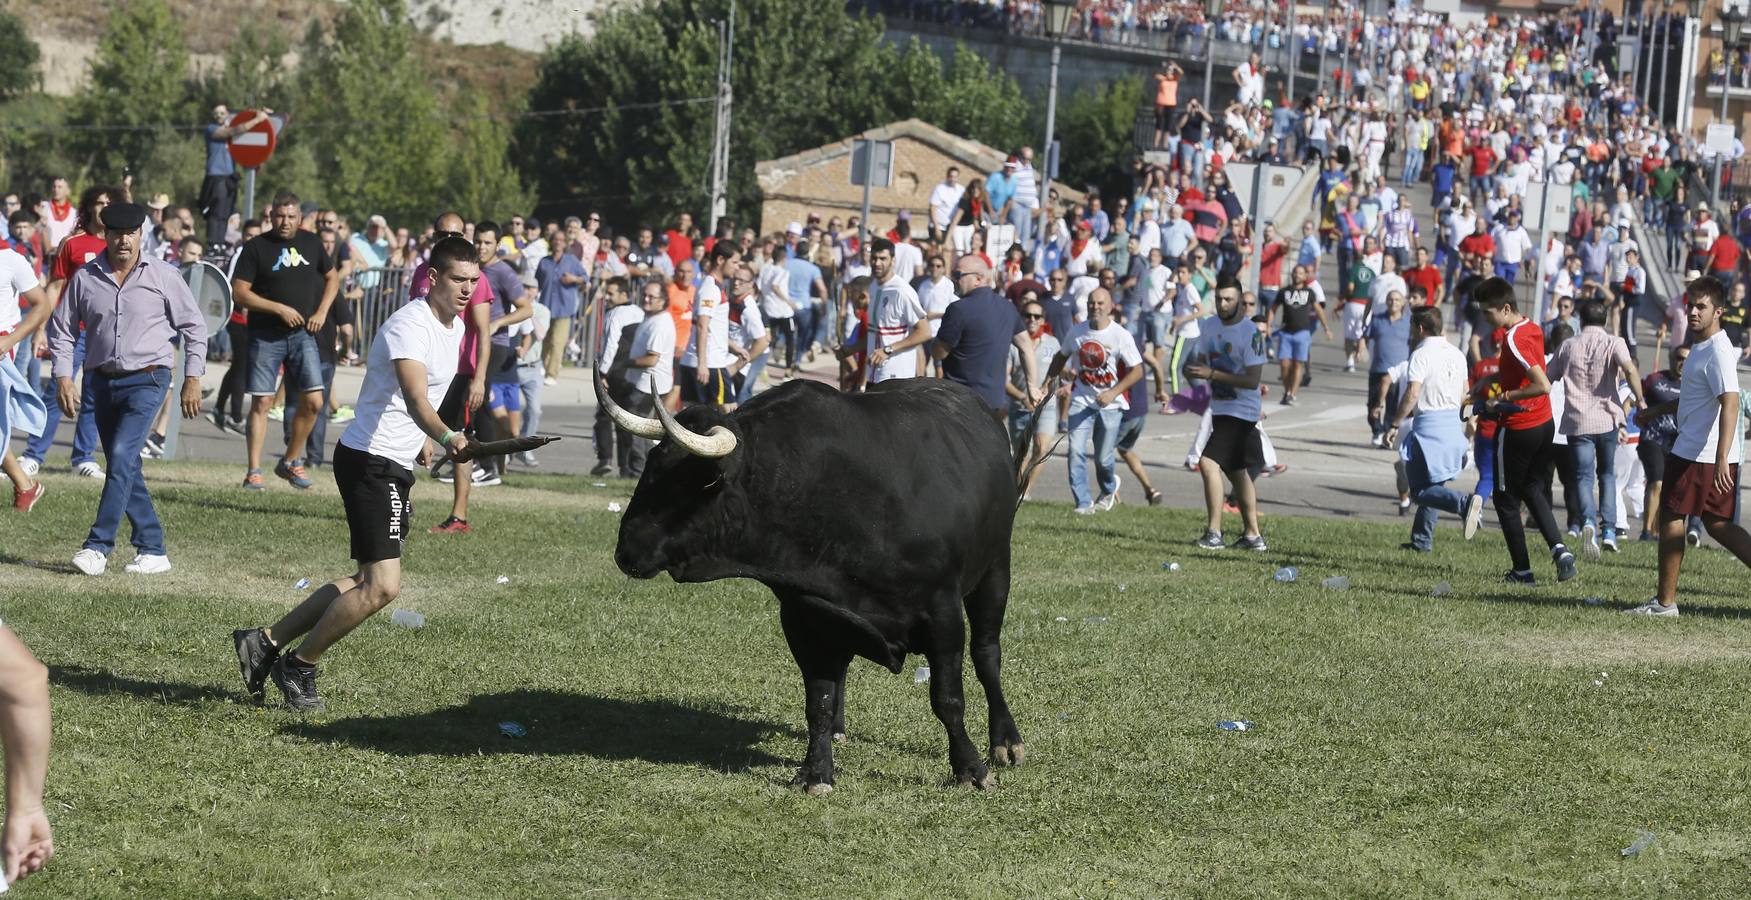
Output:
[232, 236, 480, 711]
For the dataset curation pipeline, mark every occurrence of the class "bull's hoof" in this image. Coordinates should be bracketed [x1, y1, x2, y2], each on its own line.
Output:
[791, 767, 835, 796]
[806, 782, 834, 797]
[832, 732, 848, 744]
[990, 742, 1027, 767]
[955, 763, 996, 790]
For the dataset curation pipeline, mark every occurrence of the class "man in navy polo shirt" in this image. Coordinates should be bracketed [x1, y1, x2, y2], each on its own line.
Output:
[931, 256, 1039, 423]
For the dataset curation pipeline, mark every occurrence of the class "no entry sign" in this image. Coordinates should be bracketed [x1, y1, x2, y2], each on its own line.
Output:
[226, 109, 279, 169]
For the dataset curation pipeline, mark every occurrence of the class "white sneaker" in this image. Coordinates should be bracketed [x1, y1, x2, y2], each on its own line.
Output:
[1463, 494, 1484, 540]
[18, 457, 39, 477]
[1622, 597, 1679, 617]
[71, 548, 107, 576]
[1095, 475, 1121, 511]
[1072, 505, 1098, 515]
[543, 377, 558, 386]
[1582, 522, 1599, 557]
[74, 461, 105, 481]
[123, 554, 173, 575]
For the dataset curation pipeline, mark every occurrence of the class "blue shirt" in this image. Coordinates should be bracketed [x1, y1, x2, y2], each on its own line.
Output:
[536, 253, 586, 318]
[783, 258, 821, 306]
[985, 171, 1017, 212]
[205, 124, 235, 177]
[1367, 313, 1413, 375]
[935, 287, 1025, 410]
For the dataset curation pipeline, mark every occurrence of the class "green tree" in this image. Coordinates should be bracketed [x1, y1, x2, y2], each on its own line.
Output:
[0, 6, 41, 100]
[517, 0, 1006, 228]
[443, 95, 534, 221]
[67, 0, 193, 179]
[1054, 76, 1144, 197]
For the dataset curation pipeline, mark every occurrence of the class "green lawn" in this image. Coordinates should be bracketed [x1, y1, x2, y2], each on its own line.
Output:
[4, 461, 1750, 897]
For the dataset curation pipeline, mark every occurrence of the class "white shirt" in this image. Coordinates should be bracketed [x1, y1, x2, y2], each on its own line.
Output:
[866, 273, 925, 383]
[1192, 315, 1268, 421]
[757, 263, 792, 320]
[922, 276, 957, 337]
[1145, 264, 1172, 312]
[1672, 330, 1744, 464]
[728, 292, 766, 352]
[929, 181, 966, 230]
[1171, 282, 1203, 340]
[1491, 225, 1533, 264]
[596, 303, 645, 375]
[0, 248, 40, 335]
[340, 299, 464, 471]
[518, 302, 551, 366]
[891, 241, 924, 285]
[680, 277, 732, 369]
[1370, 272, 1407, 316]
[1405, 336, 1467, 412]
[1064, 321, 1142, 411]
[624, 312, 677, 396]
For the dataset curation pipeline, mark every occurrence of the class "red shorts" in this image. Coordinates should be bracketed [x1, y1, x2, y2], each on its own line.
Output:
[1661, 454, 1740, 519]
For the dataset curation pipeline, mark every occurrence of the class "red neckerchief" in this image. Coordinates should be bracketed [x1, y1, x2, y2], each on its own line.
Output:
[1070, 238, 1090, 259]
[46, 200, 72, 223]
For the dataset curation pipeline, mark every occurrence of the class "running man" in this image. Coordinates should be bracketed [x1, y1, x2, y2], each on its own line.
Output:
[1189, 276, 1268, 551]
[232, 236, 480, 710]
[1625, 276, 1751, 616]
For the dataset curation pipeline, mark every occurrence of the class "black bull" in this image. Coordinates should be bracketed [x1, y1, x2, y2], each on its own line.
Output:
[605, 376, 1024, 793]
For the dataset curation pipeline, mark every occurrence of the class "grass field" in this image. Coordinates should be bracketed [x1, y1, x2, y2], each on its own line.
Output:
[4, 461, 1751, 897]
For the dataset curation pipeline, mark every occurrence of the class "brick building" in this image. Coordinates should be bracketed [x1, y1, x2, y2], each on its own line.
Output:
[754, 119, 1083, 236]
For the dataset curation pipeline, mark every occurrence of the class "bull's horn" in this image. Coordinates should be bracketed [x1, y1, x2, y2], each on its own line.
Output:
[654, 397, 739, 458]
[595, 372, 665, 439]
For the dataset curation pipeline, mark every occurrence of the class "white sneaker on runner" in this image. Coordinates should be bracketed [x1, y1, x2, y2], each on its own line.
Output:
[123, 554, 173, 575]
[72, 548, 107, 576]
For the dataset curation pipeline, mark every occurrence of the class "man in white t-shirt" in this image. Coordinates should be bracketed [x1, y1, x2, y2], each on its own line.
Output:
[1626, 276, 1751, 616]
[725, 263, 770, 405]
[865, 239, 930, 384]
[591, 277, 642, 476]
[231, 235, 478, 712]
[927, 167, 965, 243]
[680, 242, 740, 410]
[1490, 210, 1534, 284]
[921, 255, 958, 338]
[619, 280, 678, 476]
[0, 245, 50, 510]
[757, 243, 797, 373]
[1056, 287, 1142, 514]
[1187, 276, 1268, 551]
[890, 221, 924, 285]
[1385, 307, 1483, 551]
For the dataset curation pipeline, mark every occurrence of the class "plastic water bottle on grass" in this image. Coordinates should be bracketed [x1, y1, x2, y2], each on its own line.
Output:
[389, 609, 425, 629]
[1321, 575, 1351, 591]
[1273, 566, 1298, 583]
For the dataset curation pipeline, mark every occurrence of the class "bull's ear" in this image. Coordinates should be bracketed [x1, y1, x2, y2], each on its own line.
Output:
[706, 419, 746, 481]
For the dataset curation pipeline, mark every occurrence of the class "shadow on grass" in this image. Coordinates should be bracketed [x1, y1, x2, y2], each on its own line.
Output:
[49, 664, 229, 707]
[158, 492, 345, 522]
[1474, 591, 1751, 620]
[0, 553, 79, 575]
[283, 689, 789, 770]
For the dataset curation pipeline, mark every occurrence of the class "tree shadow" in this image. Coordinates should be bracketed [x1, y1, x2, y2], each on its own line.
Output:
[48, 664, 229, 707]
[283, 689, 792, 770]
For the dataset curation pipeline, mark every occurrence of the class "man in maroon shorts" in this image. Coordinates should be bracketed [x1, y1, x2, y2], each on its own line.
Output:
[1626, 275, 1751, 617]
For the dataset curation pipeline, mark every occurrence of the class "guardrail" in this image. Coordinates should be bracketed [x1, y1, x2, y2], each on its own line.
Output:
[349, 267, 415, 358]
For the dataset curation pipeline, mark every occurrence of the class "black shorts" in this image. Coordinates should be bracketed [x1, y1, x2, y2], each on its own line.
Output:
[1202, 415, 1265, 473]
[436, 373, 473, 430]
[334, 444, 414, 563]
[680, 367, 733, 406]
[1637, 439, 1667, 483]
[1155, 105, 1175, 131]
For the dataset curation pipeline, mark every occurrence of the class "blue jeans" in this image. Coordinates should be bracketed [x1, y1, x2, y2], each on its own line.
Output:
[25, 332, 99, 466]
[1402, 146, 1425, 185]
[1066, 403, 1121, 509]
[1569, 432, 1617, 534]
[1473, 433, 1496, 500]
[737, 353, 768, 405]
[517, 363, 544, 436]
[1010, 204, 1035, 251]
[792, 303, 818, 367]
[85, 369, 171, 556]
[247, 329, 323, 395]
[1406, 443, 1468, 550]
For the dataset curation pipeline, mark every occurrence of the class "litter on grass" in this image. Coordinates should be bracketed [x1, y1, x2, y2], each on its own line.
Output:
[498, 721, 527, 739]
[293, 577, 311, 591]
[1321, 575, 1351, 591]
[1054, 616, 1069, 623]
[592, 482, 608, 488]
[913, 666, 930, 684]
[607, 502, 623, 512]
[1584, 597, 1606, 606]
[1621, 830, 1656, 857]
[1431, 581, 1453, 597]
[1217, 720, 1255, 732]
[495, 575, 510, 585]
[389, 609, 425, 629]
[1118, 583, 1128, 593]
[1273, 566, 1298, 583]
[1084, 616, 1109, 624]
[1162, 561, 1181, 572]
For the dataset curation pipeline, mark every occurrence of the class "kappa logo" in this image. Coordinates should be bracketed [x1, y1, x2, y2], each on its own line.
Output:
[271, 246, 312, 272]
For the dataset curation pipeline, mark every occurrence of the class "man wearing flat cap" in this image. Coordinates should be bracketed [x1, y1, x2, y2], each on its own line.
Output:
[46, 202, 208, 577]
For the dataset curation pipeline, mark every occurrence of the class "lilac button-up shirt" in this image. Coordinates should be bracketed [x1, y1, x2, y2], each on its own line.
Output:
[48, 251, 207, 379]
[1549, 324, 1632, 437]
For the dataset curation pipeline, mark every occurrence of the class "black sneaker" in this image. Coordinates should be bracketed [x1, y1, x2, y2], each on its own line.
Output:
[590, 462, 613, 476]
[1504, 570, 1537, 585]
[232, 628, 279, 704]
[1554, 549, 1579, 583]
[1231, 535, 1268, 552]
[270, 654, 325, 712]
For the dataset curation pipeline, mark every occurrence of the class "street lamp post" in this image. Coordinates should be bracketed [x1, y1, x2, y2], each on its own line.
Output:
[1203, 0, 1221, 107]
[1041, 0, 1072, 201]
[1659, 7, 1671, 128]
[1714, 8, 1745, 209]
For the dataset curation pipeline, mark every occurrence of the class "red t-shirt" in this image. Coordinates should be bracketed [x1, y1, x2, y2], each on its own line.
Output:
[1471, 356, 1503, 439]
[664, 230, 693, 268]
[1467, 145, 1496, 178]
[1706, 235, 1740, 274]
[1177, 187, 1204, 208]
[1458, 233, 1495, 260]
[1403, 265, 1443, 305]
[50, 233, 108, 281]
[1493, 318, 1551, 430]
[1259, 240, 1287, 288]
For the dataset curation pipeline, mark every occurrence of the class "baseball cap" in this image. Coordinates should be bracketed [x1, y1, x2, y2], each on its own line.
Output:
[1003, 156, 1019, 169]
[146, 193, 169, 211]
[785, 221, 803, 236]
[1685, 269, 1702, 282]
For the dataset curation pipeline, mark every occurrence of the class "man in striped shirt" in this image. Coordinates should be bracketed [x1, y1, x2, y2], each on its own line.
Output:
[1381, 195, 1419, 271]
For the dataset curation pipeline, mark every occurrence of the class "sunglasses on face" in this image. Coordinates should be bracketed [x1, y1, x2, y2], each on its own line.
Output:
[1024, 313, 1045, 320]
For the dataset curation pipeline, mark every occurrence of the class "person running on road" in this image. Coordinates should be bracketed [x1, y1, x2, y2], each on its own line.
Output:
[1190, 276, 1268, 551]
[233, 236, 481, 710]
[1272, 264, 1329, 406]
[1386, 307, 1483, 552]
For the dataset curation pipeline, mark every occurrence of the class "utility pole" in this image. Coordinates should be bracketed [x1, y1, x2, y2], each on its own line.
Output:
[706, 0, 736, 237]
[1287, 3, 1299, 106]
[1658, 13, 1670, 129]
